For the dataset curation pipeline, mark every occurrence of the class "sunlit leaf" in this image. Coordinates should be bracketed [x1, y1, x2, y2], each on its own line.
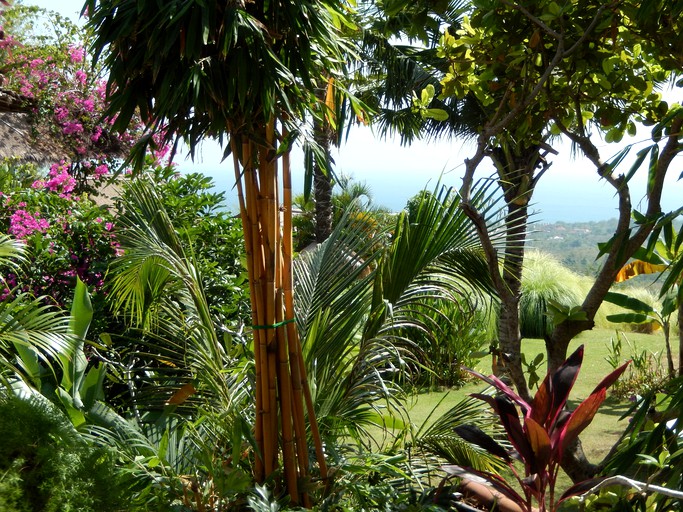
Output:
[615, 260, 668, 282]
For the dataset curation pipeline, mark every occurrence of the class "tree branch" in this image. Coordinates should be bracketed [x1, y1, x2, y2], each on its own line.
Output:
[577, 475, 683, 504]
[460, 200, 511, 301]
[504, 0, 562, 40]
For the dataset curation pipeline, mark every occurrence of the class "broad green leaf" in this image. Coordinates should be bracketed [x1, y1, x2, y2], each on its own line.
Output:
[69, 278, 93, 340]
[56, 387, 86, 427]
[81, 363, 107, 410]
[606, 313, 652, 324]
[424, 108, 449, 121]
[158, 429, 169, 461]
[604, 291, 655, 313]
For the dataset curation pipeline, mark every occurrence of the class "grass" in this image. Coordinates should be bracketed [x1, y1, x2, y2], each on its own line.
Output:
[405, 328, 678, 491]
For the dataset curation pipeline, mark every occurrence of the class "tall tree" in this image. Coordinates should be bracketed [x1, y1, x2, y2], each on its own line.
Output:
[424, 0, 682, 480]
[85, 0, 351, 505]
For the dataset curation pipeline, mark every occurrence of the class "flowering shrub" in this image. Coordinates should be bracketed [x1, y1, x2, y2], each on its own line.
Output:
[0, 4, 148, 193]
[0, 160, 118, 308]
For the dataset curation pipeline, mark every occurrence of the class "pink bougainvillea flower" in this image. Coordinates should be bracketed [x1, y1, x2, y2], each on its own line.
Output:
[8, 209, 50, 239]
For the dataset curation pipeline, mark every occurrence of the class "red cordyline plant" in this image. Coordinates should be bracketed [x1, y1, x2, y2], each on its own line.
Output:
[452, 345, 629, 512]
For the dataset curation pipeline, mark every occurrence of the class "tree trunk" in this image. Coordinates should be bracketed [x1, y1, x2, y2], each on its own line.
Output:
[497, 200, 531, 402]
[313, 160, 333, 243]
[313, 82, 334, 243]
[663, 321, 675, 378]
[561, 438, 599, 482]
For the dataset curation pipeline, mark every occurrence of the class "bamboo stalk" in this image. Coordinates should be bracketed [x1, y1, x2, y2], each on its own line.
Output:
[258, 132, 279, 476]
[280, 141, 311, 508]
[230, 135, 266, 483]
[281, 141, 328, 493]
[232, 122, 326, 506]
[245, 139, 274, 478]
[275, 288, 299, 503]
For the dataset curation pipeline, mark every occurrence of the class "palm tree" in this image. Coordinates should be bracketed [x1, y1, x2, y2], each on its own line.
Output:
[294, 182, 500, 442]
[103, 176, 505, 503]
[302, 0, 473, 247]
[85, 0, 352, 502]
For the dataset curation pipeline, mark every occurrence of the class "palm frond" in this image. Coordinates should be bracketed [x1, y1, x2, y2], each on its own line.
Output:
[415, 393, 507, 474]
[0, 293, 74, 387]
[293, 181, 504, 445]
[0, 234, 26, 273]
[106, 177, 246, 419]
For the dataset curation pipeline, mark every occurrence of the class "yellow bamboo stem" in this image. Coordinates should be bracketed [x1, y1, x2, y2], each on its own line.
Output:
[266, 124, 281, 477]
[275, 289, 299, 503]
[232, 121, 326, 506]
[230, 135, 265, 482]
[245, 139, 274, 479]
[282, 140, 328, 491]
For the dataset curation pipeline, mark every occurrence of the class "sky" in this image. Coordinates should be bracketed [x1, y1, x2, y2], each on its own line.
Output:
[24, 0, 683, 223]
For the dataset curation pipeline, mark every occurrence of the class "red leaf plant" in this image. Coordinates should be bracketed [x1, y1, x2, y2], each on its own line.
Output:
[450, 345, 629, 512]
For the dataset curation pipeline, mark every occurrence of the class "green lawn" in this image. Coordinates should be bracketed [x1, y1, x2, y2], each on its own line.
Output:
[406, 328, 677, 479]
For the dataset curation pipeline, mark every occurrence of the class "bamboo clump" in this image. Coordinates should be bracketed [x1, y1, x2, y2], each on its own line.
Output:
[230, 121, 328, 506]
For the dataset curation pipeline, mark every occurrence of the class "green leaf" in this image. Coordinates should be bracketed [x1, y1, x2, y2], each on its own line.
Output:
[81, 363, 106, 410]
[56, 387, 86, 427]
[59, 278, 93, 407]
[622, 145, 650, 185]
[158, 429, 169, 461]
[647, 144, 660, 195]
[604, 291, 655, 314]
[606, 312, 652, 324]
[69, 278, 93, 340]
[424, 108, 449, 121]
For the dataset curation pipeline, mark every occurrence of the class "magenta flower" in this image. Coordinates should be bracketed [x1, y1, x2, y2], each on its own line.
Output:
[94, 163, 108, 177]
[74, 69, 87, 85]
[62, 121, 84, 135]
[68, 45, 85, 64]
[8, 209, 50, 239]
[91, 126, 103, 143]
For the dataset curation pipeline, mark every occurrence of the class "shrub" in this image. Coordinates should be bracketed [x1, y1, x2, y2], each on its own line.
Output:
[519, 250, 586, 338]
[0, 394, 126, 512]
[118, 165, 251, 329]
[420, 296, 495, 388]
[0, 159, 118, 337]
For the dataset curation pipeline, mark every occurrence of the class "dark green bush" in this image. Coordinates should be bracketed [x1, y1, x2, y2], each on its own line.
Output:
[0, 394, 126, 512]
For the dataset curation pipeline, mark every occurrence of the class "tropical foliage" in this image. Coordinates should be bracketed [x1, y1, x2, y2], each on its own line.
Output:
[607, 215, 683, 376]
[2, 0, 683, 510]
[452, 346, 629, 512]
